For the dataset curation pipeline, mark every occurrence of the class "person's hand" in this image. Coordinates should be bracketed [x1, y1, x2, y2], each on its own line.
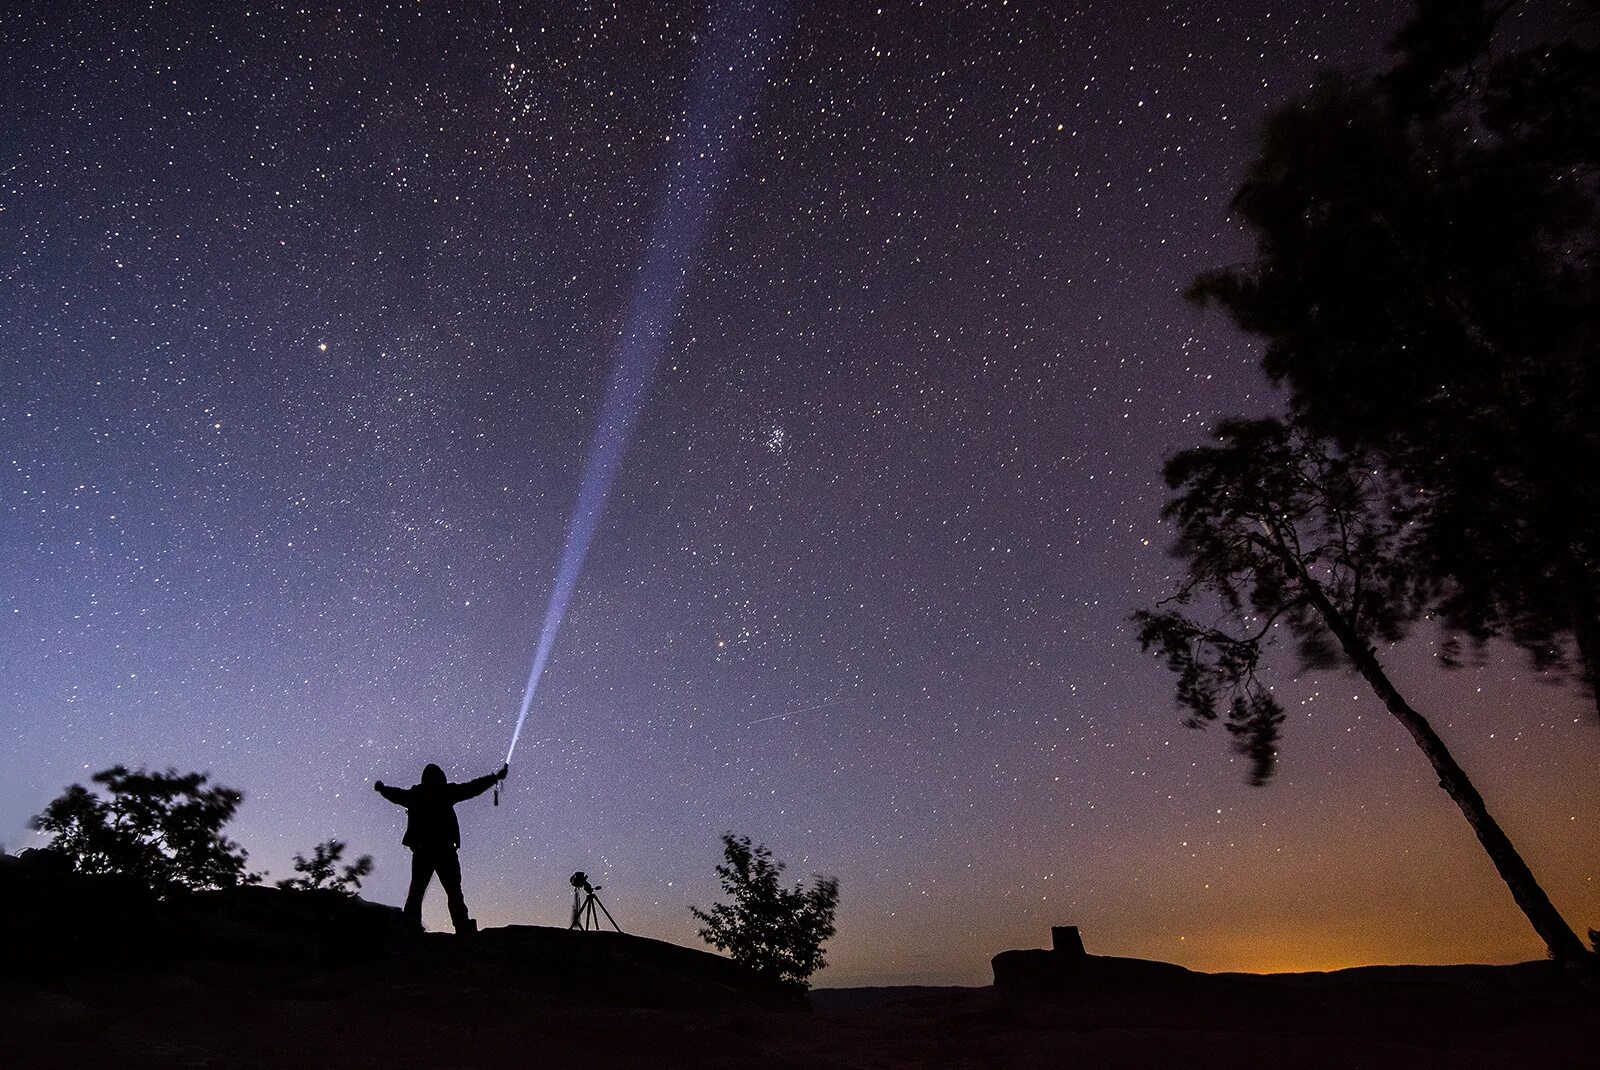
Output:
[374, 780, 385, 792]
[497, 763, 509, 781]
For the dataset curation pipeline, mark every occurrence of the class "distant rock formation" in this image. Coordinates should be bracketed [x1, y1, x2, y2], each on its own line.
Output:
[991, 924, 1588, 1013]
[991, 925, 1193, 995]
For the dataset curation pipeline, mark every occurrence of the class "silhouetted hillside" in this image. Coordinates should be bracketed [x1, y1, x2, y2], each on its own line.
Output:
[5, 853, 1594, 1068]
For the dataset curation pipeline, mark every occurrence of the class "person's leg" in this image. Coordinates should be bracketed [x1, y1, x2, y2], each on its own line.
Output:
[436, 849, 474, 933]
[403, 850, 434, 931]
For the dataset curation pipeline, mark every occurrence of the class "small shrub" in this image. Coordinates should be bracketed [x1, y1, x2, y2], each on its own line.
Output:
[690, 832, 839, 989]
[276, 839, 374, 894]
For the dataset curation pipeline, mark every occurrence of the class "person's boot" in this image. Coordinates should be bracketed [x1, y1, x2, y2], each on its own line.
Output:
[455, 917, 478, 938]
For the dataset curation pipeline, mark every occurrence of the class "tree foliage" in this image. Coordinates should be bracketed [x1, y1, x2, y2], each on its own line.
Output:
[690, 833, 839, 989]
[275, 839, 374, 894]
[1187, 0, 1600, 711]
[1134, 418, 1421, 784]
[29, 766, 256, 897]
[1137, 417, 1594, 967]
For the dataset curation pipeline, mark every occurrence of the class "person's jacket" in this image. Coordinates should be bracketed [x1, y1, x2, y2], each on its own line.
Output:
[376, 763, 497, 850]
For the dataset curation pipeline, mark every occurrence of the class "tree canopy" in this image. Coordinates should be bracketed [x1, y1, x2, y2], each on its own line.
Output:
[30, 766, 256, 897]
[1136, 416, 1593, 967]
[1188, 0, 1600, 711]
[1135, 418, 1421, 784]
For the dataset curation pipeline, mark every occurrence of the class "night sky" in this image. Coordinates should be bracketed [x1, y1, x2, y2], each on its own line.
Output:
[4, 0, 1596, 987]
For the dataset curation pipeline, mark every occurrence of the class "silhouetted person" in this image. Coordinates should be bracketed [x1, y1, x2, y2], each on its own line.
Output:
[374, 762, 507, 935]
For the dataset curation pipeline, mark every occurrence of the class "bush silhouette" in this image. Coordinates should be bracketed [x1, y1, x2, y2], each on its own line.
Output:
[29, 766, 256, 897]
[276, 839, 374, 894]
[690, 833, 839, 989]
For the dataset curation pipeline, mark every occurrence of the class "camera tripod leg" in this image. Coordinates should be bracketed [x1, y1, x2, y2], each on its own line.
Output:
[568, 880, 623, 933]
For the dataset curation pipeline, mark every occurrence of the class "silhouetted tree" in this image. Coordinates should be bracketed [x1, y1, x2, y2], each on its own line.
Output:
[276, 839, 374, 894]
[1136, 418, 1593, 969]
[1188, 0, 1600, 714]
[690, 833, 839, 989]
[29, 766, 257, 897]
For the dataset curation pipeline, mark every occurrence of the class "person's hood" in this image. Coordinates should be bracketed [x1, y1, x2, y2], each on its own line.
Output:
[420, 763, 447, 788]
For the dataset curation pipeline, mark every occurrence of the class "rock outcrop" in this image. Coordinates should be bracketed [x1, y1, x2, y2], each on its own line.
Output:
[992, 925, 1195, 995]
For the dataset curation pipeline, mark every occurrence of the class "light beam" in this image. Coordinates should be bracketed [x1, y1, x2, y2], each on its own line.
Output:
[505, 0, 787, 764]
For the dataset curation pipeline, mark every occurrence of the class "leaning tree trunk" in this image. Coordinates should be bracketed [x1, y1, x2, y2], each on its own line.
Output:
[1562, 556, 1600, 724]
[1289, 561, 1593, 969]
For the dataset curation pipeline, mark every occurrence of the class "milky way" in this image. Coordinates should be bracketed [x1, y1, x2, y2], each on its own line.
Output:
[3, 1, 1595, 985]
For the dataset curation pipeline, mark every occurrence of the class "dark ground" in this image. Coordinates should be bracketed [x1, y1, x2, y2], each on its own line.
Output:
[7, 930, 1596, 1069]
[3, 858, 1593, 1069]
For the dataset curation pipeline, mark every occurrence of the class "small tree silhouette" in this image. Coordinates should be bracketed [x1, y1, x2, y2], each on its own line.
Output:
[275, 839, 374, 894]
[29, 766, 256, 896]
[690, 833, 839, 989]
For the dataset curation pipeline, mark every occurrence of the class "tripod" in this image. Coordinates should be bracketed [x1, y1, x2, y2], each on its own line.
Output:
[569, 871, 622, 932]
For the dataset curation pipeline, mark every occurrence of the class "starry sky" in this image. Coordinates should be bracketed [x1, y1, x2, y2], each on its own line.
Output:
[4, 0, 1596, 987]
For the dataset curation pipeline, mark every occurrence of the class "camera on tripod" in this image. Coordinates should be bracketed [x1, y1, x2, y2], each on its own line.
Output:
[569, 870, 621, 932]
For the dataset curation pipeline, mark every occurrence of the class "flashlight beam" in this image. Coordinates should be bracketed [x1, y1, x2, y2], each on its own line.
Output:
[505, 1, 787, 764]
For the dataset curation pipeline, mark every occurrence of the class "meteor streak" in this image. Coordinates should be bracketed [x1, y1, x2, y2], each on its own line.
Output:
[748, 694, 850, 726]
[505, 1, 787, 764]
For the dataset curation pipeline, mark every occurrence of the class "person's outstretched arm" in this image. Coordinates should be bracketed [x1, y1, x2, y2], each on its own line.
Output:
[451, 764, 508, 802]
[374, 780, 412, 806]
